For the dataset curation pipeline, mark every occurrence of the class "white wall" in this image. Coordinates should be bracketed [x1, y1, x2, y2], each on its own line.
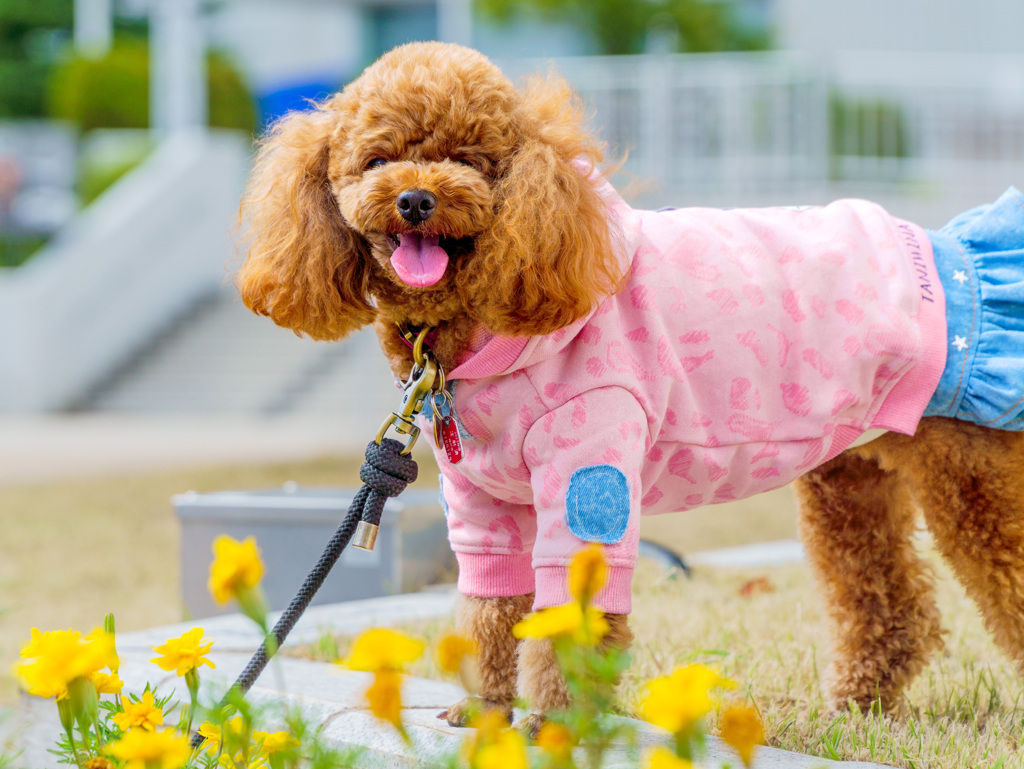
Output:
[776, 0, 1024, 55]
[207, 0, 365, 93]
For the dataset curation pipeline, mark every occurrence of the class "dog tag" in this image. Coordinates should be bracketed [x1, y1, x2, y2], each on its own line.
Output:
[439, 415, 463, 464]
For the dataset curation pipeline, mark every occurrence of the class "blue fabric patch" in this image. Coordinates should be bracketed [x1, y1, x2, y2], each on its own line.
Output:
[565, 465, 631, 544]
[924, 187, 1024, 429]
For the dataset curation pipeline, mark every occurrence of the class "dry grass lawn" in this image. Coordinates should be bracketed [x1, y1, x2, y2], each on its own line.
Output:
[309, 544, 1024, 769]
[0, 452, 387, 705]
[10, 452, 1022, 767]
[0, 452, 797, 706]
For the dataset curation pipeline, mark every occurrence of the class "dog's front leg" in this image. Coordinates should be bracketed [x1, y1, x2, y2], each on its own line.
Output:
[516, 612, 633, 736]
[441, 593, 534, 726]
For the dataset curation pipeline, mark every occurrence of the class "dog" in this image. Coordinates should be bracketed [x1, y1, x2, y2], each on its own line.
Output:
[237, 41, 1024, 730]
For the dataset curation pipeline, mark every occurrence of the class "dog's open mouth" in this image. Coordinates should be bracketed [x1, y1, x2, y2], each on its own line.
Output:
[386, 233, 474, 288]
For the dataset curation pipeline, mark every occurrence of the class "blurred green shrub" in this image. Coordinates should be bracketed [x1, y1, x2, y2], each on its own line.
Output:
[0, 234, 46, 268]
[477, 0, 770, 55]
[0, 0, 73, 118]
[48, 40, 257, 134]
[77, 129, 153, 206]
[829, 94, 909, 179]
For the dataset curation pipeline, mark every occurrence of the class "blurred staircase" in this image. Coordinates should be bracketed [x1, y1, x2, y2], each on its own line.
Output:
[85, 291, 397, 430]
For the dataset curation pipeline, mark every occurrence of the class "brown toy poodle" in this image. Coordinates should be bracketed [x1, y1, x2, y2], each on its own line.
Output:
[238, 41, 1024, 729]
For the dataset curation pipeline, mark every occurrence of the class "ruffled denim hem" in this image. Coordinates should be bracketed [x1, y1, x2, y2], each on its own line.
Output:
[923, 187, 1024, 428]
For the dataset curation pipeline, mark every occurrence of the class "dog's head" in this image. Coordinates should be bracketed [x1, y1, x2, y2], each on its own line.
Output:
[238, 42, 623, 342]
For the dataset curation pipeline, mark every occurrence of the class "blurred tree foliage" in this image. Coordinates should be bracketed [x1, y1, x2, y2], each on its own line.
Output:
[0, 0, 73, 118]
[48, 40, 257, 134]
[477, 0, 770, 55]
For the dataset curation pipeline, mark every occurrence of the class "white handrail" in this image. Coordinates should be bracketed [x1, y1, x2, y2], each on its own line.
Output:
[0, 130, 249, 411]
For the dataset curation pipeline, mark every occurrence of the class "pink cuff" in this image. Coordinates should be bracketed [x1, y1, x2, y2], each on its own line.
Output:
[533, 565, 634, 614]
[456, 552, 535, 597]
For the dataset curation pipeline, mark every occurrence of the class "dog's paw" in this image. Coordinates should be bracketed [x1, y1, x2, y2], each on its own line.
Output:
[514, 712, 547, 740]
[437, 697, 513, 728]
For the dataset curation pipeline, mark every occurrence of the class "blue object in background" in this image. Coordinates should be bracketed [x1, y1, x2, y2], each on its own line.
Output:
[257, 79, 344, 128]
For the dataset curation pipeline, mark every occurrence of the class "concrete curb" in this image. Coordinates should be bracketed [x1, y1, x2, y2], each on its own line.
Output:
[10, 589, 893, 769]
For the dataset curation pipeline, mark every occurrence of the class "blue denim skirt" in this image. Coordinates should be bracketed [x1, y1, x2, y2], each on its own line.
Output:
[923, 187, 1024, 428]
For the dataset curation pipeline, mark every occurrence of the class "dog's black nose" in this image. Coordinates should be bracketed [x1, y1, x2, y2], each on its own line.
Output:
[397, 189, 436, 224]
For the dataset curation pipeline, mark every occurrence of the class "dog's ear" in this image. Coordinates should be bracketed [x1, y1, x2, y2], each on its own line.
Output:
[237, 103, 374, 341]
[463, 75, 624, 338]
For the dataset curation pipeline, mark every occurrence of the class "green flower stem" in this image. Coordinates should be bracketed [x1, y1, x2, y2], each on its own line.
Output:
[184, 668, 200, 737]
[57, 698, 78, 765]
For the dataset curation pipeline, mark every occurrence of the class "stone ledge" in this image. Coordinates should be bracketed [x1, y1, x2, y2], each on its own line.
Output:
[11, 592, 894, 769]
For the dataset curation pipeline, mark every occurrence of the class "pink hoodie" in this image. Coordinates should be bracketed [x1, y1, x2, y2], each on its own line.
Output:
[425, 178, 947, 614]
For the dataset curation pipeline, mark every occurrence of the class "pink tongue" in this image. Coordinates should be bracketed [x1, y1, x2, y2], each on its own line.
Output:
[391, 233, 449, 287]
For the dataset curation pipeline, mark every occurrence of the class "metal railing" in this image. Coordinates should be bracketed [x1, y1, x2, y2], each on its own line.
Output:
[503, 51, 1024, 198]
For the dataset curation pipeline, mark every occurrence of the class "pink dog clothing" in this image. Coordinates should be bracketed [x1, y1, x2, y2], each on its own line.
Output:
[425, 177, 947, 614]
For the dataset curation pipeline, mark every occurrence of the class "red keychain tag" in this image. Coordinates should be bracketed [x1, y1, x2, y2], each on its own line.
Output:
[439, 415, 463, 464]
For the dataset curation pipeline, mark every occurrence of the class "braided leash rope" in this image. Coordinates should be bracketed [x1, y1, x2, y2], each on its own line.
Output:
[189, 438, 419, 749]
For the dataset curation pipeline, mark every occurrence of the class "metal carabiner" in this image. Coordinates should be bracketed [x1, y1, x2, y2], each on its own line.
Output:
[375, 330, 438, 454]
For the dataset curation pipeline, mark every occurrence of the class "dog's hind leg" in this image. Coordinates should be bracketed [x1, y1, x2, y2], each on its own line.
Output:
[877, 418, 1024, 678]
[441, 593, 534, 726]
[794, 447, 944, 712]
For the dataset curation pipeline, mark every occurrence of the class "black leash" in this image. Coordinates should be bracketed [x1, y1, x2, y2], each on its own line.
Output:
[190, 329, 439, 749]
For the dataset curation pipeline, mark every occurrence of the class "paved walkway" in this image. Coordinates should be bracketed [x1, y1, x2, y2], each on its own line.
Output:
[0, 414, 375, 485]
[8, 591, 892, 769]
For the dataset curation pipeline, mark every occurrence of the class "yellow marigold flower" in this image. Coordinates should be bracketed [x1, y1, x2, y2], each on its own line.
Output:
[208, 535, 265, 604]
[463, 710, 528, 769]
[720, 705, 764, 768]
[198, 717, 246, 754]
[437, 634, 477, 676]
[252, 729, 301, 756]
[91, 671, 123, 695]
[199, 716, 260, 766]
[342, 628, 424, 672]
[84, 757, 114, 769]
[106, 728, 191, 769]
[645, 746, 695, 769]
[535, 721, 574, 763]
[150, 627, 215, 676]
[511, 603, 610, 646]
[642, 664, 736, 734]
[569, 544, 608, 605]
[17, 628, 110, 700]
[112, 690, 164, 732]
[476, 728, 528, 769]
[365, 668, 404, 732]
[85, 628, 118, 674]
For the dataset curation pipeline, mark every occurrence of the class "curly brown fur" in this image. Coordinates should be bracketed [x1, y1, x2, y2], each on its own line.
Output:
[516, 612, 632, 735]
[794, 449, 944, 712]
[797, 418, 1024, 712]
[441, 593, 534, 726]
[238, 42, 624, 374]
[868, 420, 1024, 678]
[239, 41, 1024, 727]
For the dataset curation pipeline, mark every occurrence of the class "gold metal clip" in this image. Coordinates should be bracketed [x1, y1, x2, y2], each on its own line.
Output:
[375, 328, 438, 454]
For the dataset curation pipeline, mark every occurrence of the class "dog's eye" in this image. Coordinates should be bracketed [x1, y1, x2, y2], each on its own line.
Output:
[366, 158, 388, 170]
[454, 158, 478, 170]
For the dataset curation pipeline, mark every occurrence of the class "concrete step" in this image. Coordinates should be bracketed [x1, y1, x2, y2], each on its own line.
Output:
[88, 291, 387, 416]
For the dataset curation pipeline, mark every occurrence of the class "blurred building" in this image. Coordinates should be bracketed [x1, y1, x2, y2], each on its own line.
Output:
[776, 0, 1024, 55]
[0, 0, 1021, 416]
